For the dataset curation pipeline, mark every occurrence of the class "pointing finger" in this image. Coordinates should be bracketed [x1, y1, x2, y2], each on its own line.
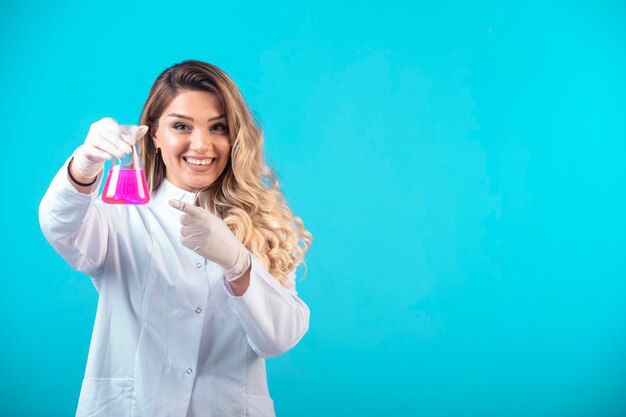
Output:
[169, 199, 187, 212]
[168, 199, 206, 217]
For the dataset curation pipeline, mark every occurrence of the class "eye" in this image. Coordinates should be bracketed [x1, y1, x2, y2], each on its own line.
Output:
[210, 122, 228, 134]
[173, 123, 189, 131]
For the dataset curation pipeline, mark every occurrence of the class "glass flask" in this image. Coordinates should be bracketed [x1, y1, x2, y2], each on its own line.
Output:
[102, 126, 150, 205]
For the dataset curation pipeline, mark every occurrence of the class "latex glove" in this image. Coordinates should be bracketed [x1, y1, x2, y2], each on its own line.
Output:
[169, 199, 252, 282]
[73, 117, 149, 178]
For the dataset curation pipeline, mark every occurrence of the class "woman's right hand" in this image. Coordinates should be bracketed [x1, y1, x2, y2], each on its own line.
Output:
[72, 117, 149, 179]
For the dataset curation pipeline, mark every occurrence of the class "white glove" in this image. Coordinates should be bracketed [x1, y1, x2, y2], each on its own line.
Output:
[72, 117, 148, 179]
[169, 199, 252, 282]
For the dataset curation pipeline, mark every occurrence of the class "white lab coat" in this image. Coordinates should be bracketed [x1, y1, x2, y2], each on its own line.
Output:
[38, 158, 310, 417]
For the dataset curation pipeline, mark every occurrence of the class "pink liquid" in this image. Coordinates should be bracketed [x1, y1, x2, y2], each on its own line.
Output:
[102, 169, 150, 205]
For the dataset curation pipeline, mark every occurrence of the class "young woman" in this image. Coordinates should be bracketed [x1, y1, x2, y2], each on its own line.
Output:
[39, 60, 312, 417]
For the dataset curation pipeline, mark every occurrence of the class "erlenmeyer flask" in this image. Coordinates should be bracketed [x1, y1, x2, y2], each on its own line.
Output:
[102, 126, 150, 205]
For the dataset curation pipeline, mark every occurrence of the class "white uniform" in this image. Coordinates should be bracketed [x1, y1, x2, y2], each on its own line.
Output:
[38, 158, 310, 417]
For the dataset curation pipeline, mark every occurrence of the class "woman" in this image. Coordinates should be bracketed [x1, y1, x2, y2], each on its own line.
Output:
[39, 60, 312, 417]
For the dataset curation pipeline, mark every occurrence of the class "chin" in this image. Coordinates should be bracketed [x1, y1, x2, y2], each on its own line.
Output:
[186, 177, 216, 190]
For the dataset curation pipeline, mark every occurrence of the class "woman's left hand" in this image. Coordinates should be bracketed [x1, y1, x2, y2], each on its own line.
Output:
[169, 199, 251, 281]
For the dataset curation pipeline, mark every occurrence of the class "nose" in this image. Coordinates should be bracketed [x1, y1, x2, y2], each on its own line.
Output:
[189, 130, 213, 153]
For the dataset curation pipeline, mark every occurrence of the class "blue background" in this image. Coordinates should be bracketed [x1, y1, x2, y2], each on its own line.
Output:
[1, 1, 625, 416]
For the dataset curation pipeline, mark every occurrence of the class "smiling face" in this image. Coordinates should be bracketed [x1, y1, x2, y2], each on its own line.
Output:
[152, 90, 231, 192]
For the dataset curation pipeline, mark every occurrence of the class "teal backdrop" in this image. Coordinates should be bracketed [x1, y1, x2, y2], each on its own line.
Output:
[1, 1, 625, 416]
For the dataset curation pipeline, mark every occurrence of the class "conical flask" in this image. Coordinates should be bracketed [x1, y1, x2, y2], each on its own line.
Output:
[102, 125, 150, 205]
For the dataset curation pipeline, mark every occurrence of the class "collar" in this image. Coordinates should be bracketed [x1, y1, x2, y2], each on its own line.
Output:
[152, 178, 197, 205]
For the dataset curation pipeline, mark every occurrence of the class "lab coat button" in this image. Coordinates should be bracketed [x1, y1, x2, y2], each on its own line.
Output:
[195, 307, 202, 314]
[186, 368, 193, 374]
[196, 262, 202, 268]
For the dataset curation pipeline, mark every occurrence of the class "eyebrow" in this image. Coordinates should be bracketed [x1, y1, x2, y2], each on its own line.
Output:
[167, 113, 226, 122]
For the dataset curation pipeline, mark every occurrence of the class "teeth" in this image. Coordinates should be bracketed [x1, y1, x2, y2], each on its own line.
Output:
[186, 157, 214, 166]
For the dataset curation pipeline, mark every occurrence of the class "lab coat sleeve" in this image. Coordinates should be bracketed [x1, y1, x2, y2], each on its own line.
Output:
[222, 254, 310, 358]
[38, 157, 114, 280]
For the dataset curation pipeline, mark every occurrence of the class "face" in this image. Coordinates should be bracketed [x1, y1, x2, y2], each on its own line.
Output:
[153, 90, 231, 192]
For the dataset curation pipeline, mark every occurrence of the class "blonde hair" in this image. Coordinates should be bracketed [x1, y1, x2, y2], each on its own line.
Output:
[137, 60, 311, 286]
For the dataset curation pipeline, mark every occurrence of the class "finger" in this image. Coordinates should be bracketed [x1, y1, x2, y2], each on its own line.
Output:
[101, 123, 133, 149]
[180, 236, 201, 253]
[126, 125, 149, 146]
[180, 235, 191, 250]
[169, 199, 187, 212]
[134, 125, 149, 141]
[118, 125, 144, 146]
[97, 117, 120, 132]
[104, 129, 133, 155]
[92, 133, 125, 159]
[83, 147, 114, 163]
[101, 130, 132, 158]
[168, 199, 206, 217]
[97, 119, 124, 143]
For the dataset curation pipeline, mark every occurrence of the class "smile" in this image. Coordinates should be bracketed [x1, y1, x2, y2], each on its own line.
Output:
[184, 157, 215, 166]
[183, 157, 216, 171]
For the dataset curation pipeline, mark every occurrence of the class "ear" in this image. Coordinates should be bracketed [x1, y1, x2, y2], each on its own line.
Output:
[151, 126, 160, 148]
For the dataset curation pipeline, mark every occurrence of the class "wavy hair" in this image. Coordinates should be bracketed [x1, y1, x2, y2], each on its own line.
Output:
[137, 60, 312, 286]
